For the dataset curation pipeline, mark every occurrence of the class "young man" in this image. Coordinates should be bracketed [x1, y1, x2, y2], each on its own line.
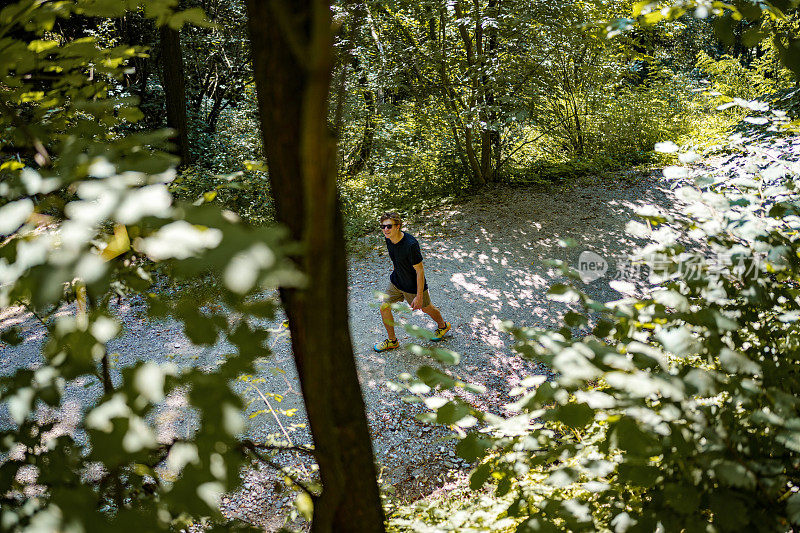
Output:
[373, 212, 451, 352]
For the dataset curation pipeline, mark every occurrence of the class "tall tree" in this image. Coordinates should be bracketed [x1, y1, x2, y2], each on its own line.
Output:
[160, 24, 191, 164]
[245, 1, 385, 531]
[373, 0, 524, 187]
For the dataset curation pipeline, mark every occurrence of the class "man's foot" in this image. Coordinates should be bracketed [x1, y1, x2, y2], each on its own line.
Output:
[374, 338, 400, 352]
[432, 322, 451, 341]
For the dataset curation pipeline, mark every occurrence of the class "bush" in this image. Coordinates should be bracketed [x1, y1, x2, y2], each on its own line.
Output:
[170, 165, 274, 226]
[598, 69, 692, 155]
[695, 51, 795, 102]
[339, 155, 471, 240]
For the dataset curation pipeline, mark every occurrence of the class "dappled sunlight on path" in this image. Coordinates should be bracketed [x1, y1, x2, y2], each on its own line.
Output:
[351, 173, 673, 419]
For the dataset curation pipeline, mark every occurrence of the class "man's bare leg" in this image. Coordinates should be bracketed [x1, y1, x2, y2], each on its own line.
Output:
[421, 304, 447, 329]
[380, 303, 397, 340]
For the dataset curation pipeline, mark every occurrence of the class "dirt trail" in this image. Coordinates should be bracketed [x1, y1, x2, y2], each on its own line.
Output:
[0, 171, 675, 528]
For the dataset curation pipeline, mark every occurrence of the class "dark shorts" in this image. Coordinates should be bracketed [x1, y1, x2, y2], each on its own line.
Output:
[381, 282, 431, 308]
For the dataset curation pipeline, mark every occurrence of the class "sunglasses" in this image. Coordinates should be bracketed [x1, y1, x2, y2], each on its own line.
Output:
[379, 223, 394, 230]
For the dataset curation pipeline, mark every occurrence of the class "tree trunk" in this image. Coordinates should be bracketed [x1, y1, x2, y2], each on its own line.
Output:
[159, 25, 191, 165]
[119, 14, 154, 115]
[450, 125, 470, 173]
[245, 2, 385, 531]
[346, 57, 376, 178]
[472, 0, 493, 183]
[205, 92, 230, 134]
[463, 126, 484, 186]
[481, 0, 500, 182]
[436, 7, 484, 188]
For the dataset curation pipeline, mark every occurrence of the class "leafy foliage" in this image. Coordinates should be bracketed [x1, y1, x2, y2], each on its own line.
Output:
[0, 1, 299, 530]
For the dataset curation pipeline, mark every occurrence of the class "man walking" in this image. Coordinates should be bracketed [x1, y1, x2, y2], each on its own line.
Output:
[373, 212, 451, 352]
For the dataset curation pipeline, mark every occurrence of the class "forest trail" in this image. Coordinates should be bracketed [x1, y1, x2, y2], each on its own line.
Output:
[0, 170, 675, 525]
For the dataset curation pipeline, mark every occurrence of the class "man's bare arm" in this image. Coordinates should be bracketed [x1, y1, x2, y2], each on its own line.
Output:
[412, 262, 425, 309]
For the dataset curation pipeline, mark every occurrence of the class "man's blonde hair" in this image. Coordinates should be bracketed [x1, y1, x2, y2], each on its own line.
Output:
[380, 212, 402, 228]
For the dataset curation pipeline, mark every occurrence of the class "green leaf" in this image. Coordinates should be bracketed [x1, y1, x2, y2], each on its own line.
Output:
[431, 347, 460, 365]
[664, 483, 700, 514]
[552, 348, 602, 381]
[776, 430, 800, 452]
[548, 284, 581, 303]
[616, 463, 660, 486]
[242, 299, 276, 318]
[168, 7, 210, 30]
[417, 365, 456, 389]
[786, 492, 800, 525]
[714, 13, 736, 46]
[592, 319, 614, 337]
[457, 433, 490, 462]
[710, 492, 748, 530]
[718, 348, 760, 375]
[564, 311, 588, 327]
[1, 326, 24, 346]
[496, 476, 511, 497]
[28, 39, 59, 53]
[470, 462, 492, 490]
[742, 26, 766, 48]
[516, 518, 561, 533]
[436, 401, 470, 425]
[0, 198, 33, 234]
[295, 492, 313, 521]
[713, 461, 757, 489]
[653, 289, 689, 312]
[118, 107, 144, 122]
[734, 0, 763, 21]
[548, 402, 594, 428]
[609, 418, 660, 456]
[404, 323, 436, 340]
[656, 326, 696, 354]
[632, 1, 652, 17]
[775, 37, 800, 80]
[183, 314, 220, 345]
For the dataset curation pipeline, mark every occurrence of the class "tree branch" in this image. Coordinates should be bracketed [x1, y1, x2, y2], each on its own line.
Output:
[496, 131, 548, 172]
[242, 438, 317, 457]
[241, 440, 319, 500]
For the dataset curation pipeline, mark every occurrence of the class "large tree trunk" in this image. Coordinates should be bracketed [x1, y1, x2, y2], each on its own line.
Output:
[452, 1, 487, 187]
[473, 0, 493, 183]
[245, 2, 385, 532]
[159, 25, 191, 165]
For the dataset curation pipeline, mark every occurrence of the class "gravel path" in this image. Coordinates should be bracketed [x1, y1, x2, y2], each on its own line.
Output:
[0, 170, 675, 529]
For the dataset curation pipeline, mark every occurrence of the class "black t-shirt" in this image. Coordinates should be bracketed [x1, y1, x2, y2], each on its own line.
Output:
[386, 232, 428, 293]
